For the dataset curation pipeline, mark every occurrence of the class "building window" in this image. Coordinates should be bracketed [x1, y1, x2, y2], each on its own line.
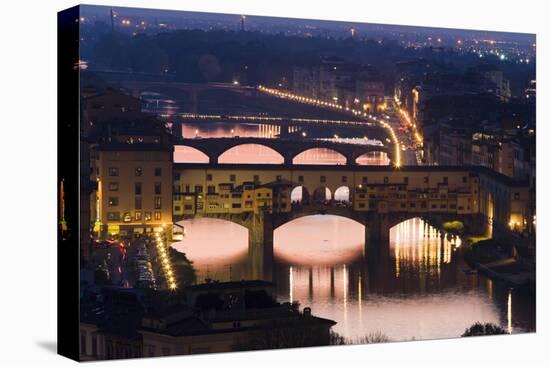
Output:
[154, 197, 162, 209]
[298, 175, 304, 183]
[207, 174, 213, 181]
[514, 192, 520, 200]
[108, 197, 118, 206]
[80, 331, 87, 355]
[108, 167, 119, 176]
[155, 167, 162, 176]
[342, 176, 348, 183]
[276, 175, 282, 181]
[135, 167, 143, 176]
[253, 175, 260, 182]
[135, 182, 142, 195]
[91, 335, 97, 357]
[320, 175, 326, 183]
[462, 176, 467, 183]
[443, 177, 448, 185]
[384, 176, 389, 184]
[195, 185, 203, 193]
[174, 172, 181, 181]
[155, 182, 162, 195]
[135, 211, 142, 221]
[109, 182, 119, 191]
[404, 177, 409, 185]
[424, 176, 429, 184]
[207, 185, 216, 194]
[144, 212, 152, 221]
[135, 196, 142, 210]
[154, 211, 161, 220]
[232, 203, 242, 209]
[230, 174, 236, 182]
[107, 212, 120, 221]
[146, 345, 155, 357]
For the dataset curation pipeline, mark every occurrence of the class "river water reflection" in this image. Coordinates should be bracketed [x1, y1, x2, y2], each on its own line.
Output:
[172, 216, 534, 343]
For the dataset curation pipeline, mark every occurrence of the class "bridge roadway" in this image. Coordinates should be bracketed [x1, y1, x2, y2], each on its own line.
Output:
[173, 163, 528, 280]
[176, 137, 393, 165]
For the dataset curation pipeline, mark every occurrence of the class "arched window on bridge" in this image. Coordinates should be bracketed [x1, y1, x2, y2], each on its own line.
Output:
[293, 148, 347, 165]
[174, 145, 210, 163]
[356, 151, 390, 166]
[334, 186, 350, 203]
[218, 144, 284, 164]
[312, 187, 332, 203]
[290, 186, 310, 205]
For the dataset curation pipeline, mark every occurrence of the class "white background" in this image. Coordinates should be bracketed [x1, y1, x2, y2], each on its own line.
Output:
[0, 0, 547, 365]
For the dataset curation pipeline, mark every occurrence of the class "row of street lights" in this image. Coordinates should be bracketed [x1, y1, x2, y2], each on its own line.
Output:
[258, 85, 402, 167]
[154, 228, 177, 290]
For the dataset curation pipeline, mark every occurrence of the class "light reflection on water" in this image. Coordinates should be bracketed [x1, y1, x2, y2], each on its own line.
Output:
[173, 216, 533, 342]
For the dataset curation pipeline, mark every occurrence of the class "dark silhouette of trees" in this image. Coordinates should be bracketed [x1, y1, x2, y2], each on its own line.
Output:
[461, 322, 507, 337]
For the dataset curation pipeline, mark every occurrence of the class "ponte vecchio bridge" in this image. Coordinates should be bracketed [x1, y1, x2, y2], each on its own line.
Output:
[172, 163, 529, 279]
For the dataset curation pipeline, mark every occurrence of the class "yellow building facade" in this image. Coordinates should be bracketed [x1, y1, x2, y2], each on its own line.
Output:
[92, 145, 173, 238]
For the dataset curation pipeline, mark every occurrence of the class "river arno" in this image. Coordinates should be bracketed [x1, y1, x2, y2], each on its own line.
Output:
[172, 215, 535, 343]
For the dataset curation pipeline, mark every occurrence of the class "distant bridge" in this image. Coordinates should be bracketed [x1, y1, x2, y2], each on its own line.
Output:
[176, 137, 393, 165]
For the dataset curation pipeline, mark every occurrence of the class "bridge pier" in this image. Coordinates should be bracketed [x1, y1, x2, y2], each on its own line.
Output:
[364, 212, 390, 258]
[247, 211, 274, 281]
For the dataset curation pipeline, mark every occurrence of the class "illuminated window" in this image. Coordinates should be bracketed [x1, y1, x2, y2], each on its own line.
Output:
[107, 212, 120, 221]
[154, 197, 162, 209]
[135, 211, 142, 221]
[108, 167, 119, 176]
[154, 211, 161, 220]
[144, 212, 152, 221]
[135, 167, 142, 176]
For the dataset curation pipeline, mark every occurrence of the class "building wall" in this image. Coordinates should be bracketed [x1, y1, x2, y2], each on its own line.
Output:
[92, 149, 173, 238]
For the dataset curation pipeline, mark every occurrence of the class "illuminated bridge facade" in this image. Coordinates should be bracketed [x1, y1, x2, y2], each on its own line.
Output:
[172, 163, 530, 279]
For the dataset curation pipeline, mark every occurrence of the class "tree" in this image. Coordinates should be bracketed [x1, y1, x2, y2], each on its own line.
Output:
[461, 322, 507, 337]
